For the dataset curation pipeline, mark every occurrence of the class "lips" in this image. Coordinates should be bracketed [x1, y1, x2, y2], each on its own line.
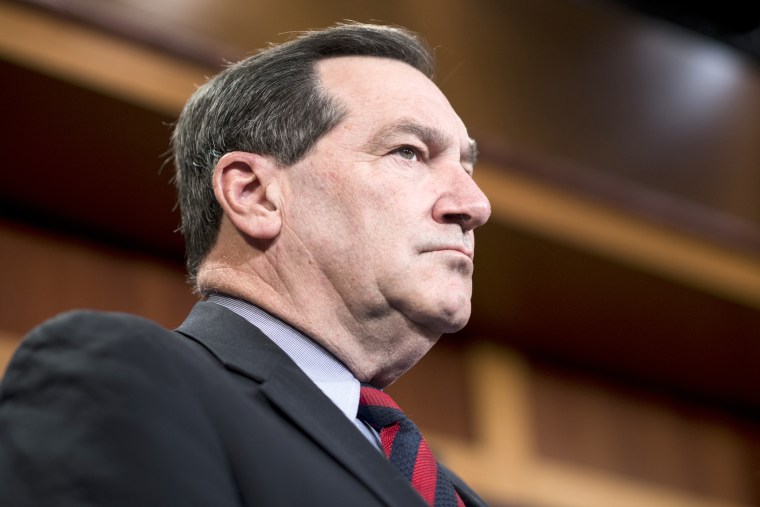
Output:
[424, 245, 473, 260]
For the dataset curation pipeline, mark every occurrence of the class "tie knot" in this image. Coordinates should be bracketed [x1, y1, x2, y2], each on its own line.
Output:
[357, 384, 406, 430]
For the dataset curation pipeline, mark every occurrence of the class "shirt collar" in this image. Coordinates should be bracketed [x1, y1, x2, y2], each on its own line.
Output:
[206, 293, 361, 422]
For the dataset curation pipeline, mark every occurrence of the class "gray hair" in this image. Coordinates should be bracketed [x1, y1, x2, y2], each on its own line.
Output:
[171, 22, 435, 284]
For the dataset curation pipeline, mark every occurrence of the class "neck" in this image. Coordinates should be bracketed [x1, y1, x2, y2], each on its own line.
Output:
[198, 254, 439, 388]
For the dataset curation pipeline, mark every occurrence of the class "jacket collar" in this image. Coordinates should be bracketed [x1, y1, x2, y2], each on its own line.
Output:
[176, 301, 428, 507]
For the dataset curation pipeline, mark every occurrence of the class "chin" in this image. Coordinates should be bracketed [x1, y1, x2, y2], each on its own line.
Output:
[422, 302, 472, 334]
[437, 315, 470, 334]
[392, 282, 473, 334]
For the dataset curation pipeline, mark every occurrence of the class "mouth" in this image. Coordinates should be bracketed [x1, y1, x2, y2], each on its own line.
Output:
[425, 246, 474, 260]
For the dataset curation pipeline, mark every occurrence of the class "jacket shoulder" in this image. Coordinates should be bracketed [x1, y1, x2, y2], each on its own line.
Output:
[5, 309, 198, 382]
[0, 309, 242, 506]
[0, 308, 218, 413]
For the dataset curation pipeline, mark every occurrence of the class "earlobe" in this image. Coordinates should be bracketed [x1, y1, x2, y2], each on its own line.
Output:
[213, 151, 282, 240]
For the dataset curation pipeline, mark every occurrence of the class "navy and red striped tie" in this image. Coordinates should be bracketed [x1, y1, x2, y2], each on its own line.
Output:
[358, 384, 465, 507]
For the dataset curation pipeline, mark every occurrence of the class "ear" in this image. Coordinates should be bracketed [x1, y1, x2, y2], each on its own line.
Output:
[212, 151, 282, 240]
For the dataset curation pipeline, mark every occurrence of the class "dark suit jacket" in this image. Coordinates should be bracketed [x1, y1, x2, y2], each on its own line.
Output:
[0, 302, 486, 506]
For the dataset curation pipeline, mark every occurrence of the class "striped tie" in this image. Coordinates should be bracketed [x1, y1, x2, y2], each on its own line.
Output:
[358, 384, 465, 507]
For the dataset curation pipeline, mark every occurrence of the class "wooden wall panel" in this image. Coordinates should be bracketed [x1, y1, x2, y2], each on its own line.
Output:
[530, 362, 756, 503]
[426, 345, 759, 507]
[0, 219, 196, 341]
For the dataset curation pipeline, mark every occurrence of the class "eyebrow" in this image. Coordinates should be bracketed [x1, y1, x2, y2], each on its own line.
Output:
[366, 120, 478, 167]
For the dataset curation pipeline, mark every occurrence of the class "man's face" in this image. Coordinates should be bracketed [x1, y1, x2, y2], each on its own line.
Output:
[281, 56, 491, 337]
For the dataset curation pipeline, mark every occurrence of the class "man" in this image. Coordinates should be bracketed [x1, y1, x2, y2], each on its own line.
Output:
[0, 22, 491, 506]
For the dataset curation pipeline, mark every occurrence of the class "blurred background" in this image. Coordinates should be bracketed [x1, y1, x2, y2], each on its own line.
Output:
[0, 0, 759, 505]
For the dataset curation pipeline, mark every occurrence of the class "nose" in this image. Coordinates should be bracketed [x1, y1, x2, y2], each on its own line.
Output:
[433, 171, 491, 232]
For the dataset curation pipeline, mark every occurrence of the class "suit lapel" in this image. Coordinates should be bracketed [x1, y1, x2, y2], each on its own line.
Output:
[261, 362, 429, 507]
[176, 302, 427, 507]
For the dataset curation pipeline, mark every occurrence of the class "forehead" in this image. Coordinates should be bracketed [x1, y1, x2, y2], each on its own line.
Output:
[316, 56, 470, 143]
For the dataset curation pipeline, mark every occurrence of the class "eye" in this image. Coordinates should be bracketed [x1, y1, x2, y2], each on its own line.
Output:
[393, 146, 419, 161]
